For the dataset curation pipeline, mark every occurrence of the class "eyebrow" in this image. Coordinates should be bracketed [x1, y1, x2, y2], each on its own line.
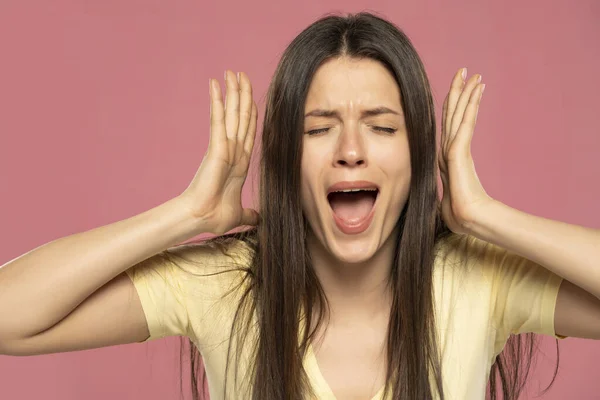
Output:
[304, 106, 402, 119]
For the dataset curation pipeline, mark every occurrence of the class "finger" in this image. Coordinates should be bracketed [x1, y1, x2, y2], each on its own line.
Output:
[224, 70, 240, 140]
[244, 100, 258, 156]
[454, 83, 485, 149]
[449, 74, 482, 144]
[437, 149, 447, 175]
[441, 94, 448, 151]
[209, 78, 226, 150]
[438, 151, 449, 192]
[240, 208, 260, 226]
[445, 68, 467, 144]
[440, 95, 449, 177]
[440, 163, 449, 192]
[236, 72, 253, 145]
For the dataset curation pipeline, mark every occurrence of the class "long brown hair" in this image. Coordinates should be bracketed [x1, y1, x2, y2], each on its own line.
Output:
[169, 11, 559, 400]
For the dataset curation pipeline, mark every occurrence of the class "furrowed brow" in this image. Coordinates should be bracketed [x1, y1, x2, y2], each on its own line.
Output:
[304, 106, 401, 119]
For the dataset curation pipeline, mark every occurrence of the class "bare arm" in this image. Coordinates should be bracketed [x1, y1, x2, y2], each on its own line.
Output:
[0, 70, 259, 356]
[0, 196, 200, 350]
[0, 272, 146, 356]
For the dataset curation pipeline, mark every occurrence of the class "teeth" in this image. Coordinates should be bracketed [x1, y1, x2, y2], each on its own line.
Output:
[335, 188, 378, 193]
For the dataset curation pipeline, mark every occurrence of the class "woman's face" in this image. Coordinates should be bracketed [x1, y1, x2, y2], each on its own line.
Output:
[301, 56, 411, 264]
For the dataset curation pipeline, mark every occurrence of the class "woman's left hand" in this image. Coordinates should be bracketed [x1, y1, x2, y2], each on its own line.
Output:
[438, 68, 493, 235]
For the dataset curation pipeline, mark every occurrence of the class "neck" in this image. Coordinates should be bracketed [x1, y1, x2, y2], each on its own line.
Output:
[306, 226, 399, 322]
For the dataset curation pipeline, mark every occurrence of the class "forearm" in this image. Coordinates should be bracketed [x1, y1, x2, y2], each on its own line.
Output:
[0, 196, 201, 340]
[466, 199, 600, 300]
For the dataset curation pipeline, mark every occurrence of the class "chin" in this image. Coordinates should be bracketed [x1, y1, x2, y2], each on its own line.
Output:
[326, 234, 381, 264]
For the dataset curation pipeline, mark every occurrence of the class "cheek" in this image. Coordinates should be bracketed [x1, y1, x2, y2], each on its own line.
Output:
[376, 136, 410, 172]
[383, 152, 411, 179]
[377, 142, 411, 203]
[300, 150, 321, 214]
[300, 168, 311, 211]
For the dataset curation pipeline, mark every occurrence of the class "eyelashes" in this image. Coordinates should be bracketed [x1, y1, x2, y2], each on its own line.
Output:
[306, 126, 397, 136]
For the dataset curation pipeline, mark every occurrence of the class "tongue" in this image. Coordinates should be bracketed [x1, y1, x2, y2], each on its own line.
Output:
[329, 192, 376, 223]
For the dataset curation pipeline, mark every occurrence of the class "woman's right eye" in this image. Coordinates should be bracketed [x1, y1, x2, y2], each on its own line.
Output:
[306, 128, 329, 135]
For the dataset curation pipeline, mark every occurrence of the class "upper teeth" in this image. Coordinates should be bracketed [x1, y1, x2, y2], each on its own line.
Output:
[335, 188, 377, 193]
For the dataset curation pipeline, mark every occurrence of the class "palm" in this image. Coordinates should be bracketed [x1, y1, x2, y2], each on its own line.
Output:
[181, 70, 259, 235]
[439, 68, 491, 235]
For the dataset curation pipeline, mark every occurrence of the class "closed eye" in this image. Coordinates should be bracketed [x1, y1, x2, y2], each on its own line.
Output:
[306, 126, 397, 135]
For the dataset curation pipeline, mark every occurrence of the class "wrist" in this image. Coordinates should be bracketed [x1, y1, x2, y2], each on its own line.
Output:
[462, 198, 499, 239]
[160, 196, 210, 244]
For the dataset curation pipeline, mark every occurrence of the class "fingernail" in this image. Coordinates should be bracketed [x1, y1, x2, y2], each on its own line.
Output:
[477, 74, 482, 83]
[481, 84, 486, 94]
[224, 70, 228, 81]
[462, 68, 467, 80]
[237, 72, 240, 82]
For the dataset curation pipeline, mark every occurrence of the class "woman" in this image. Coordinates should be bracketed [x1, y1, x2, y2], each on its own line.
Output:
[0, 11, 599, 400]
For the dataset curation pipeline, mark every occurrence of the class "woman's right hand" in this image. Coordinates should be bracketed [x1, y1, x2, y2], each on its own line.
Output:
[179, 70, 260, 235]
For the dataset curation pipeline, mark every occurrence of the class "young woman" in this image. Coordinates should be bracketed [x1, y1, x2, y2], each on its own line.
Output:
[1, 11, 599, 400]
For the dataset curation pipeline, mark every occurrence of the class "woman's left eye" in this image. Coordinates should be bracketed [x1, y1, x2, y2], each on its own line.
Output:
[306, 126, 397, 135]
[372, 126, 397, 134]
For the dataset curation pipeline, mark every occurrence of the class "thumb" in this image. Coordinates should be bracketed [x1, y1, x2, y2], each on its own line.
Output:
[240, 208, 260, 227]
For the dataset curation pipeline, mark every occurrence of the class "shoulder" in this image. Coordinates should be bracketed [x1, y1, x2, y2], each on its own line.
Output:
[170, 233, 257, 346]
[126, 230, 257, 300]
[434, 232, 492, 258]
[432, 233, 507, 290]
[161, 231, 257, 291]
[433, 232, 481, 270]
[166, 232, 256, 272]
[433, 232, 556, 296]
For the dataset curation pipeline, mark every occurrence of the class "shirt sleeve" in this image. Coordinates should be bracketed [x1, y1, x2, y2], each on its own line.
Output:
[466, 235, 567, 340]
[125, 238, 254, 344]
[125, 249, 192, 342]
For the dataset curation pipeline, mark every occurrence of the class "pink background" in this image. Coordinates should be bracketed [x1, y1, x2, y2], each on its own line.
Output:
[1, 0, 599, 399]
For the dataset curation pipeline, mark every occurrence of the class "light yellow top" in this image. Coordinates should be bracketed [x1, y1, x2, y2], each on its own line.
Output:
[125, 233, 566, 400]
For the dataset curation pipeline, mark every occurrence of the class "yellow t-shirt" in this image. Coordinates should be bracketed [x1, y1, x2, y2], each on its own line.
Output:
[125, 233, 566, 400]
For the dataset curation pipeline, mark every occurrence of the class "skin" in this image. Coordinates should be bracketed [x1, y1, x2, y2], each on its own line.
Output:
[298, 58, 488, 398]
[301, 57, 410, 319]
[201, 64, 494, 398]
[300, 57, 411, 397]
[211, 62, 600, 398]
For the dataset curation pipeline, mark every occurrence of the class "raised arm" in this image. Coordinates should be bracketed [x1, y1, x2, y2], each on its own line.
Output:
[0, 70, 259, 355]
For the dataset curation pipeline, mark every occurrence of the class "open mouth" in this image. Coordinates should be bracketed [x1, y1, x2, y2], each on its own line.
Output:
[327, 188, 379, 228]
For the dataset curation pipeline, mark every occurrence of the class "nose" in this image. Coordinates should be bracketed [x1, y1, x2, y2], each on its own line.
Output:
[334, 125, 367, 167]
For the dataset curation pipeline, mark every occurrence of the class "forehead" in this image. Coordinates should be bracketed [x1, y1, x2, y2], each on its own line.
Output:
[304, 57, 402, 112]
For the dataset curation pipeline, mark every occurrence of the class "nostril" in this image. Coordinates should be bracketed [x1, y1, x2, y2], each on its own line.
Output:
[336, 159, 365, 166]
